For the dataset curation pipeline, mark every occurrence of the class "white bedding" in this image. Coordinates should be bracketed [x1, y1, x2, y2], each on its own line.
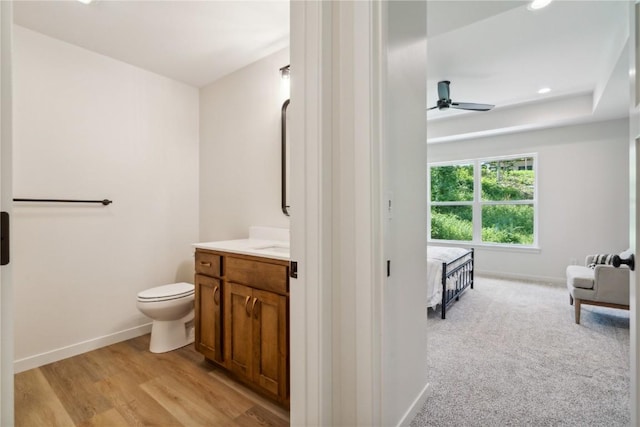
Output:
[426, 246, 472, 308]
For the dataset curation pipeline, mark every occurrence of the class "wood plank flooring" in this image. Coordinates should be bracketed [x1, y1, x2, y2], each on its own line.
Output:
[14, 334, 290, 427]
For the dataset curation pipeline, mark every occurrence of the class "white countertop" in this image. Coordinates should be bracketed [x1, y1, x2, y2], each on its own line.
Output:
[193, 238, 290, 261]
[193, 226, 290, 261]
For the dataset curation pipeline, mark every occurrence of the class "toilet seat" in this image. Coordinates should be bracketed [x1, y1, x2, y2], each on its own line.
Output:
[137, 282, 194, 303]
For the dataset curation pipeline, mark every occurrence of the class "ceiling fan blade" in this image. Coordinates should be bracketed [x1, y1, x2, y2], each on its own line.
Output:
[450, 102, 494, 111]
[427, 105, 440, 110]
[437, 80, 450, 100]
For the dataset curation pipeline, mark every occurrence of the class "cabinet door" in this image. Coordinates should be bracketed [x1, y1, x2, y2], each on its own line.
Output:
[251, 288, 287, 398]
[225, 282, 253, 378]
[194, 274, 223, 363]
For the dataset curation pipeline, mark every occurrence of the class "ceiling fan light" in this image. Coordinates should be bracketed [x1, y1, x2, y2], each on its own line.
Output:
[528, 0, 553, 11]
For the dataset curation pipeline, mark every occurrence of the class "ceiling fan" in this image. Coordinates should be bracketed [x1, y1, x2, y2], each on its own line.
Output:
[428, 80, 494, 112]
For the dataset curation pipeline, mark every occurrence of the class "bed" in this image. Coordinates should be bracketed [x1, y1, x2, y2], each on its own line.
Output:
[427, 246, 474, 319]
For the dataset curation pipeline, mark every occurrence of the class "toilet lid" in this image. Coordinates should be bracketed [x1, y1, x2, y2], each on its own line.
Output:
[137, 282, 194, 302]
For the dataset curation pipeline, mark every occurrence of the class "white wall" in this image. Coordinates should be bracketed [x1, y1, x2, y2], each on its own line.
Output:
[382, 1, 429, 425]
[199, 48, 289, 241]
[428, 118, 629, 283]
[12, 26, 199, 371]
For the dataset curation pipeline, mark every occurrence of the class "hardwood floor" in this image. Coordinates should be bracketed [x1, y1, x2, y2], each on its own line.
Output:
[14, 334, 290, 427]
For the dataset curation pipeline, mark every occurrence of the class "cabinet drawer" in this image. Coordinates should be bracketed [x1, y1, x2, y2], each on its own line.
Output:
[195, 251, 222, 277]
[226, 257, 288, 294]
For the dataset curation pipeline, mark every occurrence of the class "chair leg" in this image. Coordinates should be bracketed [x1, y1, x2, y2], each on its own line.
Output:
[569, 294, 574, 305]
[574, 298, 581, 324]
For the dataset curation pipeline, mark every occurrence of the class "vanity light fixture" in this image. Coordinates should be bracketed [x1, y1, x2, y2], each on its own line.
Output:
[280, 65, 290, 80]
[528, 0, 553, 10]
[538, 87, 551, 94]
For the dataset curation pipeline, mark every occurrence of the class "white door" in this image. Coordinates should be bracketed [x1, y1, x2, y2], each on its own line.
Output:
[630, 3, 639, 425]
[0, 1, 13, 424]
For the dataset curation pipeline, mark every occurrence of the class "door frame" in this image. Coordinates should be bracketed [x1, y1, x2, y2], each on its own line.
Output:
[0, 0, 13, 424]
[288, 1, 332, 424]
[629, 2, 639, 425]
[288, 1, 385, 424]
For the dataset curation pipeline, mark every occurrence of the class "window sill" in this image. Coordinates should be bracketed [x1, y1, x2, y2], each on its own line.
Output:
[427, 240, 541, 254]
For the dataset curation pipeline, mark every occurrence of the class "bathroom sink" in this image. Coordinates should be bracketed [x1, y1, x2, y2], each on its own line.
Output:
[251, 245, 290, 255]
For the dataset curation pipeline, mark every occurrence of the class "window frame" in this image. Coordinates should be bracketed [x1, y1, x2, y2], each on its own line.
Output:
[428, 153, 539, 249]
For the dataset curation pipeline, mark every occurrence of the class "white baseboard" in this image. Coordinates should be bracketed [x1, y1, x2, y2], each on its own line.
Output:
[476, 270, 565, 286]
[396, 382, 430, 427]
[13, 323, 152, 374]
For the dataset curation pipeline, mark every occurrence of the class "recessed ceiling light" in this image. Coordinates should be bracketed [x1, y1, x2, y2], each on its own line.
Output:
[528, 0, 553, 11]
[538, 87, 551, 94]
[76, 0, 93, 4]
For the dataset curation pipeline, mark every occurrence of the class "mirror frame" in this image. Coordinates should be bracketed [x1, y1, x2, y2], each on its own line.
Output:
[281, 98, 290, 216]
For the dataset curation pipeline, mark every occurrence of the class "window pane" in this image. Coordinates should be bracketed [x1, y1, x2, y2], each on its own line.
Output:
[481, 157, 534, 201]
[430, 164, 474, 202]
[482, 204, 534, 244]
[431, 206, 472, 241]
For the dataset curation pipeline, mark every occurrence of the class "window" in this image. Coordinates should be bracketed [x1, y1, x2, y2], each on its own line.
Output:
[429, 154, 537, 247]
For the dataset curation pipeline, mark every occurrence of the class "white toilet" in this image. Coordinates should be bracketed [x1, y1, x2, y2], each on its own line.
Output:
[136, 282, 195, 353]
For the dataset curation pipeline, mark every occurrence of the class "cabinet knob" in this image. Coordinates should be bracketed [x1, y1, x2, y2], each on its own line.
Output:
[200, 261, 212, 267]
[244, 296, 251, 316]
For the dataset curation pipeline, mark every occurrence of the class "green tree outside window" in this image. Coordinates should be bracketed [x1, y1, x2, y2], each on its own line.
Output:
[429, 156, 535, 245]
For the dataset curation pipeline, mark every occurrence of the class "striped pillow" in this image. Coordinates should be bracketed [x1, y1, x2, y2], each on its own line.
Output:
[588, 254, 614, 269]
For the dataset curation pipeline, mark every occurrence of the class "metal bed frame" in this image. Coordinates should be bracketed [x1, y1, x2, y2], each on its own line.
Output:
[440, 248, 474, 319]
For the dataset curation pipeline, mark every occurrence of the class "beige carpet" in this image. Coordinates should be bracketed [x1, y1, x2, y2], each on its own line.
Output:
[410, 275, 630, 427]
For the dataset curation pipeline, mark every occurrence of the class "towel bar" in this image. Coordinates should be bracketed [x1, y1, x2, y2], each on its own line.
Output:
[14, 198, 112, 205]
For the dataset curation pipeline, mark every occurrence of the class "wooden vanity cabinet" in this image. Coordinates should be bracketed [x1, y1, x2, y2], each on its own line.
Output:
[194, 274, 223, 363]
[194, 251, 224, 364]
[226, 282, 288, 400]
[194, 248, 289, 406]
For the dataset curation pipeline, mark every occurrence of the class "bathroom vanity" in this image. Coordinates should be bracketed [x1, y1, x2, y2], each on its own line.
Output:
[193, 228, 290, 407]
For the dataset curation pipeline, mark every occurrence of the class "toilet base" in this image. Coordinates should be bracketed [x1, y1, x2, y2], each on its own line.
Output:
[149, 309, 195, 353]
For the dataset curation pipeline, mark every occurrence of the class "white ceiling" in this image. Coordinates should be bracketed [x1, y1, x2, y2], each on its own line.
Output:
[13, 0, 290, 88]
[13, 1, 631, 142]
[426, 0, 630, 142]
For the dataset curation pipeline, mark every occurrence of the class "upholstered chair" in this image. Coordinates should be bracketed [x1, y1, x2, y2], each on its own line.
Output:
[565, 253, 630, 324]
